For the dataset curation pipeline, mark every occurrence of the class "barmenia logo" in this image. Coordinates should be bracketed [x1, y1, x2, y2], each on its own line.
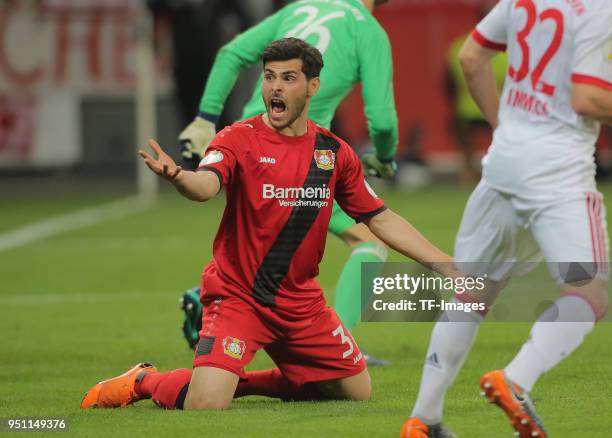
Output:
[262, 184, 331, 208]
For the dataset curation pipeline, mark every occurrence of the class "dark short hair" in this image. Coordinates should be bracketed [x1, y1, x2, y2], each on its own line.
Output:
[262, 38, 324, 79]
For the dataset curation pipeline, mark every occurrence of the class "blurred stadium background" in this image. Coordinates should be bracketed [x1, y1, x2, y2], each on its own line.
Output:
[1, 1, 611, 436]
[3, 0, 610, 191]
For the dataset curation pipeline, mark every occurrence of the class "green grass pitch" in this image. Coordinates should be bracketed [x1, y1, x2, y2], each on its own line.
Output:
[1, 184, 611, 437]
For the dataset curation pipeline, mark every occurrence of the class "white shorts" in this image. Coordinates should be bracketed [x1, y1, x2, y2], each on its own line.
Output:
[454, 181, 609, 283]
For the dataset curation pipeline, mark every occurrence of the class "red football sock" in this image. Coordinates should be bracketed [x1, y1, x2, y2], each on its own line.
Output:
[135, 371, 172, 398]
[235, 368, 323, 401]
[135, 369, 192, 409]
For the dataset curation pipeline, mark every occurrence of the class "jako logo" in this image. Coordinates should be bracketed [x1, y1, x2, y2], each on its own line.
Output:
[260, 156, 276, 164]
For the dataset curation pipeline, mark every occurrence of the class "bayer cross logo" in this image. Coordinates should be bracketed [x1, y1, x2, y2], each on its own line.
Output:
[222, 336, 246, 360]
[314, 149, 335, 170]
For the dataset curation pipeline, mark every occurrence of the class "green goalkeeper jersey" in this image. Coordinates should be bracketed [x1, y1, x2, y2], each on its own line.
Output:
[198, 0, 397, 161]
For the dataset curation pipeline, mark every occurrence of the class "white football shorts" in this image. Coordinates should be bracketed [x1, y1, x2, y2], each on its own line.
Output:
[454, 181, 609, 283]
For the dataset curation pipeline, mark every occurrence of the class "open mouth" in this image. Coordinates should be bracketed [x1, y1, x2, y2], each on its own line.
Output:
[270, 97, 286, 115]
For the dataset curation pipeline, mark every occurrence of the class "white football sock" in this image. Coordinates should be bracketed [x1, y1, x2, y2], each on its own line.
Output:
[505, 295, 596, 392]
[411, 299, 483, 425]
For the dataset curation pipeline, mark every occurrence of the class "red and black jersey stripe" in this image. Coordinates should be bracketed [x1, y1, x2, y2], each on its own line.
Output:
[251, 133, 340, 307]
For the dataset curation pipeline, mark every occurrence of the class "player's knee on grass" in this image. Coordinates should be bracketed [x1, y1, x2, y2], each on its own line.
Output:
[184, 394, 231, 410]
[560, 278, 609, 321]
[340, 223, 383, 248]
[315, 369, 371, 401]
[184, 366, 239, 410]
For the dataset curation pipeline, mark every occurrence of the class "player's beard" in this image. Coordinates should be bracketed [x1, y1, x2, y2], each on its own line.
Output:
[265, 89, 308, 131]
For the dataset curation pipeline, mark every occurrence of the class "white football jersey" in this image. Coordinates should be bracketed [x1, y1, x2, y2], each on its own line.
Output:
[474, 0, 612, 194]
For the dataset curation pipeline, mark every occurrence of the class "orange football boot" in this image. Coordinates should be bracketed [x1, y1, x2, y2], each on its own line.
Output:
[480, 370, 547, 438]
[400, 418, 456, 438]
[81, 363, 157, 409]
[400, 418, 429, 438]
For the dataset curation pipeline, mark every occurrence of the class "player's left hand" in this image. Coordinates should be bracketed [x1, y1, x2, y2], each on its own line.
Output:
[138, 139, 183, 182]
[361, 153, 397, 179]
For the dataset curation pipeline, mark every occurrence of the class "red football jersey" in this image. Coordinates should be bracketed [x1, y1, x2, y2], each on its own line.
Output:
[197, 115, 385, 319]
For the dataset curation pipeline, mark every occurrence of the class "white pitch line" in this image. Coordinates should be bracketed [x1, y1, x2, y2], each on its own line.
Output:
[0, 287, 337, 306]
[0, 195, 154, 253]
[0, 290, 170, 305]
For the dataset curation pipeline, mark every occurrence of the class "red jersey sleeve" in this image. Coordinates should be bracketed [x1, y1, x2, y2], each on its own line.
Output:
[335, 141, 386, 222]
[196, 127, 242, 186]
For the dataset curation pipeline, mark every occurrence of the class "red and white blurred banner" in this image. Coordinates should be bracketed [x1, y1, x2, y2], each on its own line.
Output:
[0, 0, 171, 168]
[41, 0, 141, 13]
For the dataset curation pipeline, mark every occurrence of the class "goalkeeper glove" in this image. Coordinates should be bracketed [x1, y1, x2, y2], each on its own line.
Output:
[361, 153, 397, 179]
[178, 114, 217, 163]
[180, 287, 203, 349]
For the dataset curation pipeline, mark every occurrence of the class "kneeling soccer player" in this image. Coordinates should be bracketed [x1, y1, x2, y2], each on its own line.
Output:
[81, 38, 458, 411]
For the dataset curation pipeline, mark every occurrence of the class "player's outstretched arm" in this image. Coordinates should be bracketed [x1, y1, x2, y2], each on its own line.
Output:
[363, 209, 459, 278]
[138, 139, 220, 202]
[458, 36, 500, 129]
[572, 83, 612, 125]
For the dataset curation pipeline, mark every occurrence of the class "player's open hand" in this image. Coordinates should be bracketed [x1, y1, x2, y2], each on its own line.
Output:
[138, 139, 183, 182]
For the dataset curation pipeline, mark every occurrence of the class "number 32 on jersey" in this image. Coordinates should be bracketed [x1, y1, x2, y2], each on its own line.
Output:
[510, 0, 564, 97]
